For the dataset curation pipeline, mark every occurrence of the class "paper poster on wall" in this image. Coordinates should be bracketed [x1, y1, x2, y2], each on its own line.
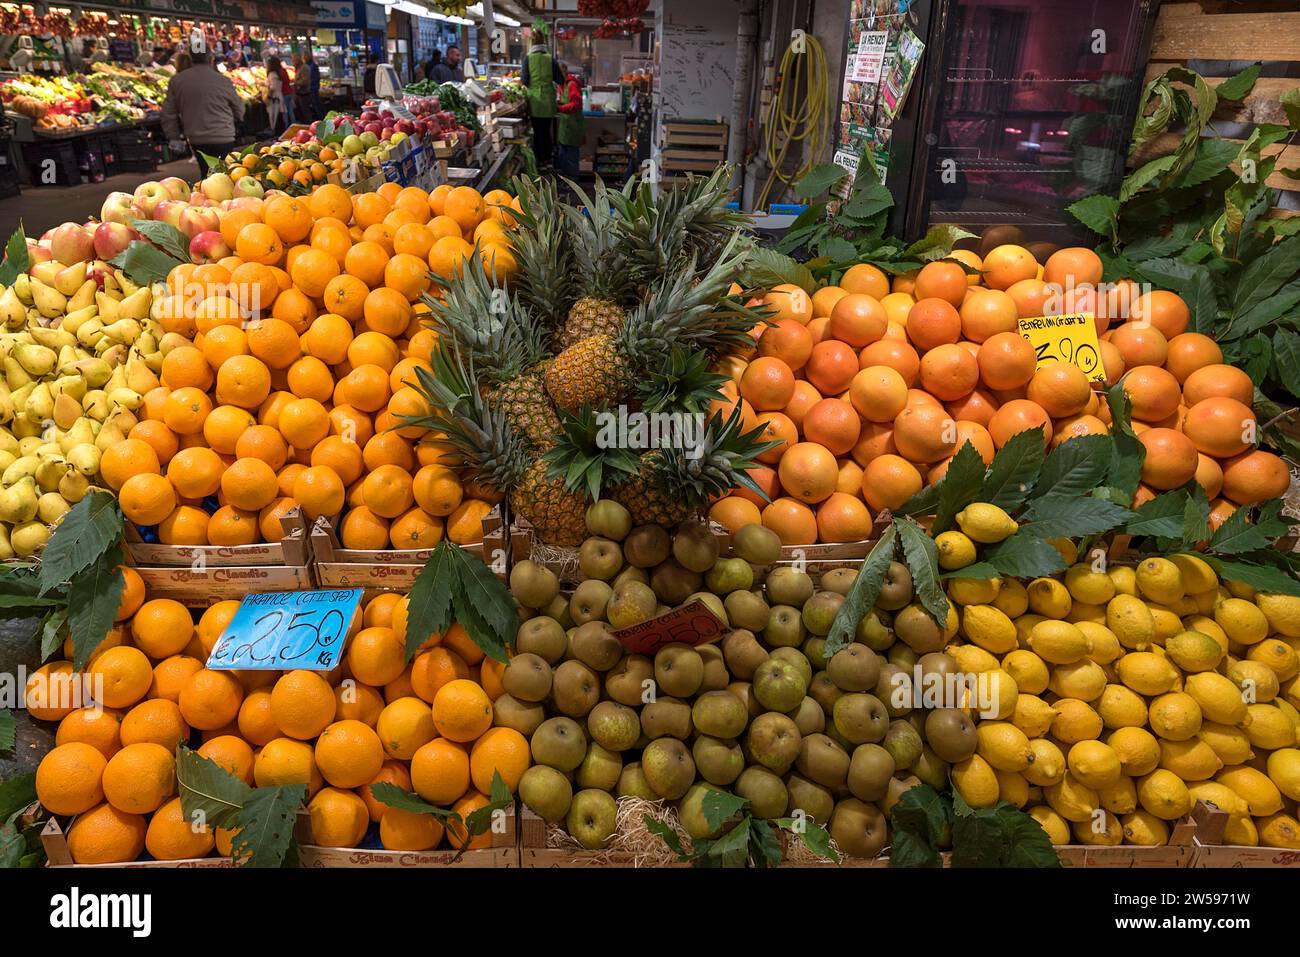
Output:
[852, 31, 887, 83]
[878, 24, 925, 123]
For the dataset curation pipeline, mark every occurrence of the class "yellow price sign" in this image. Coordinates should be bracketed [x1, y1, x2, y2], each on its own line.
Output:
[1018, 313, 1105, 383]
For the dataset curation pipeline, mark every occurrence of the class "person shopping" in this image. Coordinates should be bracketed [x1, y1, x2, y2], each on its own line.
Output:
[161, 49, 246, 180]
[521, 35, 563, 168]
[556, 69, 584, 180]
[266, 56, 291, 134]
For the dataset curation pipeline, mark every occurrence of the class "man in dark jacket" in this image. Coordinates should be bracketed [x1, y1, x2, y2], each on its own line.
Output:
[432, 45, 461, 83]
[161, 49, 245, 179]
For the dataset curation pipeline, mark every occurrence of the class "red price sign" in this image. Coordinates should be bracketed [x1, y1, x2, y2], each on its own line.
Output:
[611, 600, 726, 655]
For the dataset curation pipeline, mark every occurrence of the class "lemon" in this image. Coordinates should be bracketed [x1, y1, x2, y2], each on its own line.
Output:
[1165, 630, 1225, 673]
[1078, 622, 1121, 664]
[976, 721, 1034, 772]
[1098, 684, 1148, 729]
[1001, 649, 1049, 694]
[1226, 580, 1257, 601]
[946, 642, 1000, 674]
[1223, 813, 1259, 846]
[1013, 613, 1044, 648]
[955, 503, 1018, 543]
[1191, 589, 1220, 615]
[1048, 538, 1078, 565]
[1158, 738, 1223, 781]
[1265, 748, 1300, 801]
[1072, 810, 1122, 846]
[1107, 594, 1155, 650]
[1068, 740, 1122, 788]
[991, 578, 1028, 618]
[1029, 805, 1071, 844]
[1050, 698, 1103, 743]
[1116, 651, 1181, 696]
[995, 768, 1029, 808]
[1217, 765, 1283, 816]
[1147, 606, 1183, 644]
[1108, 726, 1161, 777]
[1136, 557, 1185, 605]
[935, 530, 977, 570]
[1197, 722, 1255, 766]
[1256, 593, 1300, 638]
[1245, 703, 1297, 750]
[1066, 602, 1108, 625]
[960, 604, 1018, 655]
[951, 754, 1000, 808]
[1286, 674, 1300, 710]
[984, 668, 1018, 720]
[1121, 810, 1170, 846]
[1187, 781, 1250, 819]
[1024, 738, 1066, 786]
[1227, 658, 1279, 703]
[942, 604, 960, 640]
[1247, 638, 1299, 681]
[1215, 597, 1269, 646]
[1278, 697, 1300, 732]
[1065, 564, 1117, 605]
[1137, 769, 1192, 820]
[1045, 772, 1099, 822]
[1184, 671, 1249, 725]
[1098, 776, 1137, 815]
[1048, 660, 1107, 702]
[1013, 693, 1058, 738]
[1027, 619, 1091, 664]
[1170, 553, 1218, 594]
[1108, 564, 1137, 597]
[1185, 615, 1229, 652]
[948, 576, 1001, 606]
[1257, 813, 1300, 849]
[1027, 578, 1071, 619]
[1148, 692, 1203, 741]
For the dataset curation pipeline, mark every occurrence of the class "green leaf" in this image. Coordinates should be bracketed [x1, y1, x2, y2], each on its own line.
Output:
[1000, 805, 1063, 867]
[1121, 154, 1178, 202]
[39, 609, 68, 663]
[692, 789, 744, 832]
[1068, 194, 1119, 239]
[450, 544, 517, 664]
[741, 247, 816, 293]
[1125, 490, 1190, 538]
[0, 773, 36, 822]
[0, 227, 29, 287]
[951, 804, 1008, 867]
[369, 782, 458, 819]
[1216, 64, 1261, 101]
[110, 240, 186, 286]
[1133, 259, 1218, 335]
[66, 545, 126, 672]
[704, 816, 751, 866]
[1031, 435, 1113, 500]
[1020, 496, 1135, 539]
[1272, 330, 1300, 383]
[644, 814, 690, 860]
[897, 481, 940, 517]
[778, 817, 840, 863]
[176, 743, 253, 832]
[940, 561, 1001, 580]
[1210, 507, 1288, 555]
[844, 183, 893, 221]
[129, 218, 193, 263]
[818, 236, 858, 262]
[231, 784, 306, 867]
[982, 532, 1067, 579]
[1105, 383, 1144, 497]
[903, 225, 977, 262]
[1233, 237, 1300, 324]
[897, 517, 949, 622]
[1203, 556, 1300, 597]
[825, 525, 898, 657]
[1172, 138, 1240, 189]
[888, 784, 950, 868]
[38, 490, 123, 595]
[979, 429, 1045, 509]
[1232, 279, 1300, 338]
[404, 542, 457, 660]
[748, 818, 784, 867]
[793, 163, 849, 199]
[932, 441, 988, 533]
[463, 769, 513, 839]
[0, 710, 14, 752]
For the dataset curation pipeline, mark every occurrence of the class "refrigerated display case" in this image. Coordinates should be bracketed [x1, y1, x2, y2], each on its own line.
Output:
[879, 0, 1160, 246]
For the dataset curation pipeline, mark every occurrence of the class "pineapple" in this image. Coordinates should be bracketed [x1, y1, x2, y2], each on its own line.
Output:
[508, 176, 574, 336]
[559, 179, 636, 348]
[619, 167, 751, 279]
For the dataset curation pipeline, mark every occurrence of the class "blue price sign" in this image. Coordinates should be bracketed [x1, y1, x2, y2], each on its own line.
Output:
[207, 589, 362, 671]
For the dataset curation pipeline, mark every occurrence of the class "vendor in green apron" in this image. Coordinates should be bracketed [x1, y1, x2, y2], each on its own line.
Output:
[556, 69, 584, 179]
[521, 22, 564, 168]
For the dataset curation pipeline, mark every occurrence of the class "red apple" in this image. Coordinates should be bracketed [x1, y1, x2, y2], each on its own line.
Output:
[50, 222, 96, 266]
[133, 181, 170, 217]
[93, 222, 137, 261]
[24, 241, 52, 265]
[154, 200, 187, 229]
[178, 206, 220, 239]
[101, 191, 142, 225]
[159, 176, 191, 201]
[189, 230, 232, 264]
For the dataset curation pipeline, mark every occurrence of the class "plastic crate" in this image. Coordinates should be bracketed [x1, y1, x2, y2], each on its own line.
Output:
[0, 139, 20, 198]
[24, 139, 79, 186]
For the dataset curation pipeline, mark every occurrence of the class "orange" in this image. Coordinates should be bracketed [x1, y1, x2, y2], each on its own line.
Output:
[393, 222, 436, 260]
[919, 343, 979, 402]
[1165, 333, 1223, 383]
[780, 380, 821, 431]
[25, 661, 80, 721]
[220, 206, 261, 248]
[428, 214, 461, 241]
[246, 317, 300, 369]
[204, 404, 257, 455]
[353, 192, 393, 230]
[361, 463, 415, 518]
[1220, 450, 1290, 505]
[977, 332, 1038, 391]
[302, 313, 355, 364]
[308, 182, 353, 222]
[777, 441, 839, 504]
[959, 289, 1018, 342]
[1122, 365, 1181, 422]
[428, 235, 474, 278]
[195, 735, 255, 785]
[146, 795, 216, 860]
[390, 507, 444, 549]
[444, 186, 485, 231]
[118, 473, 176, 527]
[840, 263, 890, 299]
[348, 626, 406, 686]
[982, 244, 1038, 289]
[260, 497, 298, 541]
[364, 286, 414, 337]
[313, 719, 385, 789]
[763, 284, 814, 324]
[384, 209, 419, 231]
[379, 807, 444, 850]
[216, 354, 272, 408]
[816, 491, 875, 543]
[131, 598, 194, 659]
[348, 332, 400, 372]
[1110, 322, 1169, 369]
[428, 184, 454, 217]
[285, 356, 334, 403]
[362, 222, 397, 253]
[906, 298, 962, 352]
[161, 345, 212, 391]
[1138, 427, 1199, 490]
[363, 431, 414, 472]
[217, 456, 276, 511]
[201, 324, 249, 372]
[292, 465, 346, 520]
[36, 742, 107, 815]
[158, 387, 209, 436]
[1052, 414, 1107, 448]
[176, 668, 243, 732]
[119, 699, 188, 751]
[440, 624, 485, 667]
[1183, 397, 1255, 458]
[413, 464, 464, 517]
[1026, 361, 1092, 418]
[376, 696, 437, 760]
[112, 566, 145, 623]
[235, 424, 289, 470]
[757, 317, 815, 371]
[1131, 289, 1189, 339]
[862, 454, 923, 512]
[411, 647, 471, 703]
[312, 435, 365, 485]
[858, 338, 921, 387]
[228, 261, 279, 317]
[1007, 278, 1052, 319]
[237, 690, 281, 746]
[913, 260, 969, 307]
[762, 496, 818, 545]
[709, 495, 763, 532]
[344, 240, 390, 287]
[804, 340, 860, 396]
[129, 420, 180, 467]
[278, 397, 330, 450]
[66, 803, 148, 864]
[446, 499, 492, 545]
[1041, 247, 1102, 289]
[87, 645, 152, 709]
[271, 670, 337, 740]
[101, 741, 175, 814]
[254, 737, 324, 796]
[235, 222, 284, 266]
[335, 681, 385, 727]
[828, 293, 887, 347]
[411, 737, 471, 804]
[289, 247, 340, 298]
[1182, 364, 1255, 407]
[893, 403, 956, 462]
[988, 399, 1051, 449]
[802, 398, 862, 456]
[469, 727, 530, 793]
[317, 274, 364, 322]
[207, 505, 260, 545]
[340, 505, 390, 548]
[56, 707, 123, 760]
[158, 505, 209, 545]
[952, 420, 996, 464]
[739, 356, 796, 411]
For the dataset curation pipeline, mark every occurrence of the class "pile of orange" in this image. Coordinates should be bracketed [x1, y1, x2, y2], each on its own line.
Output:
[708, 248, 1290, 545]
[112, 182, 522, 548]
[28, 569, 528, 862]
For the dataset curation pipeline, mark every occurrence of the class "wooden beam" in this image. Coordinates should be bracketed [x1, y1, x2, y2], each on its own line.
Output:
[1141, 66, 1300, 126]
[1152, 9, 1300, 61]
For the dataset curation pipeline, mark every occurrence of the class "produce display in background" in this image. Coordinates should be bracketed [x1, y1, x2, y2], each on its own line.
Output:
[225, 64, 290, 104]
[400, 82, 482, 135]
[0, 64, 169, 131]
[1066, 64, 1300, 460]
[387, 98, 476, 146]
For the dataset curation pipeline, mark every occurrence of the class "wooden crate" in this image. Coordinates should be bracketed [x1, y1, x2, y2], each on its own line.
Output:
[1138, 1, 1300, 216]
[1188, 799, 1300, 867]
[661, 119, 729, 177]
[1055, 814, 1198, 868]
[295, 803, 519, 868]
[42, 818, 235, 868]
[310, 506, 508, 588]
[124, 507, 315, 607]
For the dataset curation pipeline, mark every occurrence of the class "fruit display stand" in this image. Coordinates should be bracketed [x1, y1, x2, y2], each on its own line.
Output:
[1189, 801, 1300, 869]
[1053, 815, 1199, 869]
[309, 506, 510, 588]
[40, 819, 236, 869]
[294, 802, 520, 868]
[123, 508, 314, 606]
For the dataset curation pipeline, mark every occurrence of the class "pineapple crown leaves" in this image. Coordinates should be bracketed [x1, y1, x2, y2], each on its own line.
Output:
[562, 176, 638, 305]
[622, 166, 751, 277]
[634, 347, 730, 415]
[541, 406, 641, 503]
[640, 404, 783, 510]
[507, 174, 574, 332]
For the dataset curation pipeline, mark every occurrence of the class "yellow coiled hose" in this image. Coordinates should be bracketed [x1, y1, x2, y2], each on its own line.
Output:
[756, 32, 830, 209]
